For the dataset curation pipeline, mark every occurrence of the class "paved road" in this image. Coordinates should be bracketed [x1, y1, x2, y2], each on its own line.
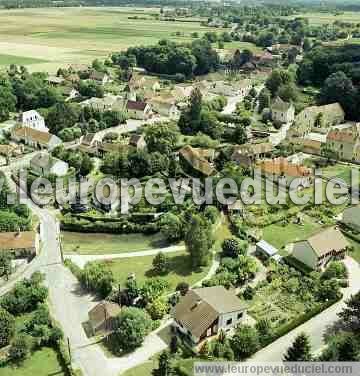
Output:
[66, 244, 186, 269]
[0, 165, 169, 376]
[249, 257, 360, 362]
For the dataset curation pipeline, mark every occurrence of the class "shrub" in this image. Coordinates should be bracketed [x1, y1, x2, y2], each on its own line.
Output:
[0, 308, 15, 348]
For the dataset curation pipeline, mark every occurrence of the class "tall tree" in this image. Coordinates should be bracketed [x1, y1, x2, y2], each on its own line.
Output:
[0, 308, 15, 348]
[284, 333, 312, 361]
[338, 291, 360, 331]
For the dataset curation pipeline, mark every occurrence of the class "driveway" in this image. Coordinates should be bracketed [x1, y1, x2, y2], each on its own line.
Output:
[249, 257, 360, 362]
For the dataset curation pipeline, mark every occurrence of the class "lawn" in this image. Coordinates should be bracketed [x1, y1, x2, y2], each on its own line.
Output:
[321, 163, 359, 187]
[0, 347, 66, 376]
[62, 231, 169, 255]
[0, 7, 226, 72]
[102, 250, 210, 291]
[0, 54, 48, 66]
[262, 215, 322, 253]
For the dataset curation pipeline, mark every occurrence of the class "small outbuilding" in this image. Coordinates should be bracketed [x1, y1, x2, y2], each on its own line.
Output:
[256, 240, 279, 259]
[88, 301, 121, 336]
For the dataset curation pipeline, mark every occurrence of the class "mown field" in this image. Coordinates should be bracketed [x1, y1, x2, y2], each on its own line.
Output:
[0, 7, 226, 72]
[283, 11, 360, 26]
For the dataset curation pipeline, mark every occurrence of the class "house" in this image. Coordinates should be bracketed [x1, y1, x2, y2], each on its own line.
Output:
[342, 206, 360, 233]
[126, 100, 152, 120]
[129, 134, 146, 150]
[68, 64, 89, 74]
[271, 97, 295, 124]
[292, 227, 349, 270]
[150, 97, 180, 119]
[171, 85, 195, 101]
[30, 153, 69, 177]
[208, 80, 252, 98]
[0, 231, 39, 259]
[256, 157, 313, 189]
[235, 80, 252, 98]
[21, 110, 49, 133]
[179, 145, 216, 177]
[231, 142, 274, 168]
[47, 75, 65, 86]
[256, 240, 279, 259]
[326, 123, 360, 162]
[288, 103, 345, 139]
[173, 286, 246, 345]
[80, 95, 125, 112]
[11, 127, 62, 151]
[88, 301, 121, 336]
[61, 86, 80, 102]
[301, 132, 327, 155]
[89, 71, 110, 86]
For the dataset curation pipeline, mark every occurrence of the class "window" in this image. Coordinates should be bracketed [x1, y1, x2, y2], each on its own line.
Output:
[226, 318, 232, 326]
[237, 312, 243, 320]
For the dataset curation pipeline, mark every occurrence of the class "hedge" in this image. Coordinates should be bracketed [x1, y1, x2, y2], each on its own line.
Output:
[60, 214, 159, 234]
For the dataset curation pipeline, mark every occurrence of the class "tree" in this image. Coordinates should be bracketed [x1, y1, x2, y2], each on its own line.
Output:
[337, 335, 359, 361]
[153, 350, 174, 376]
[0, 251, 12, 280]
[233, 124, 248, 145]
[284, 333, 312, 361]
[147, 297, 169, 320]
[46, 102, 80, 134]
[222, 237, 248, 258]
[79, 153, 94, 176]
[338, 291, 360, 331]
[185, 214, 213, 268]
[243, 285, 255, 300]
[176, 282, 189, 296]
[80, 262, 114, 298]
[230, 325, 260, 360]
[258, 88, 271, 113]
[320, 71, 358, 120]
[152, 252, 169, 275]
[0, 308, 15, 348]
[160, 213, 184, 243]
[9, 334, 32, 362]
[265, 69, 292, 97]
[0, 76, 16, 122]
[277, 83, 299, 102]
[145, 122, 180, 155]
[322, 261, 348, 280]
[169, 336, 178, 354]
[113, 307, 152, 353]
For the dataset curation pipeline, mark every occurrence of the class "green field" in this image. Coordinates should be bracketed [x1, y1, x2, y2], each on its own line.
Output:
[322, 163, 359, 187]
[0, 54, 48, 66]
[283, 11, 360, 26]
[0, 347, 66, 376]
[62, 231, 169, 255]
[101, 250, 209, 291]
[0, 7, 225, 72]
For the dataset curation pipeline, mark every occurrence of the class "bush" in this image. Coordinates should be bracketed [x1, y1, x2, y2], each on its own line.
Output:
[80, 262, 114, 298]
[112, 307, 152, 353]
[0, 308, 15, 348]
[152, 252, 169, 275]
[9, 334, 32, 362]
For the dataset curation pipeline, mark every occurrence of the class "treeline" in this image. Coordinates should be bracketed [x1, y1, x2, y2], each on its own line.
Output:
[112, 38, 219, 79]
[298, 44, 360, 121]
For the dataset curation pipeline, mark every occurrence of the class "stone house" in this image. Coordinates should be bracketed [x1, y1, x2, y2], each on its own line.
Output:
[11, 127, 62, 151]
[231, 142, 274, 168]
[88, 301, 121, 336]
[125, 100, 152, 120]
[271, 97, 295, 124]
[30, 152, 69, 177]
[21, 110, 49, 133]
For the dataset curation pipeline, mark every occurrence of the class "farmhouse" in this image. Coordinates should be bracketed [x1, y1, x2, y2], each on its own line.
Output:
[288, 103, 345, 139]
[231, 142, 274, 168]
[88, 301, 121, 336]
[80, 95, 124, 112]
[30, 152, 69, 177]
[172, 286, 246, 345]
[179, 145, 216, 177]
[125, 100, 152, 120]
[342, 206, 360, 233]
[21, 110, 49, 133]
[89, 70, 110, 86]
[256, 157, 313, 189]
[11, 127, 62, 151]
[0, 231, 39, 258]
[150, 97, 180, 119]
[301, 132, 327, 155]
[271, 97, 295, 124]
[292, 227, 349, 270]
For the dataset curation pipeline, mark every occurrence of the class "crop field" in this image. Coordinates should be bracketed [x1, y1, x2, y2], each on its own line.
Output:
[283, 11, 360, 26]
[0, 7, 225, 73]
